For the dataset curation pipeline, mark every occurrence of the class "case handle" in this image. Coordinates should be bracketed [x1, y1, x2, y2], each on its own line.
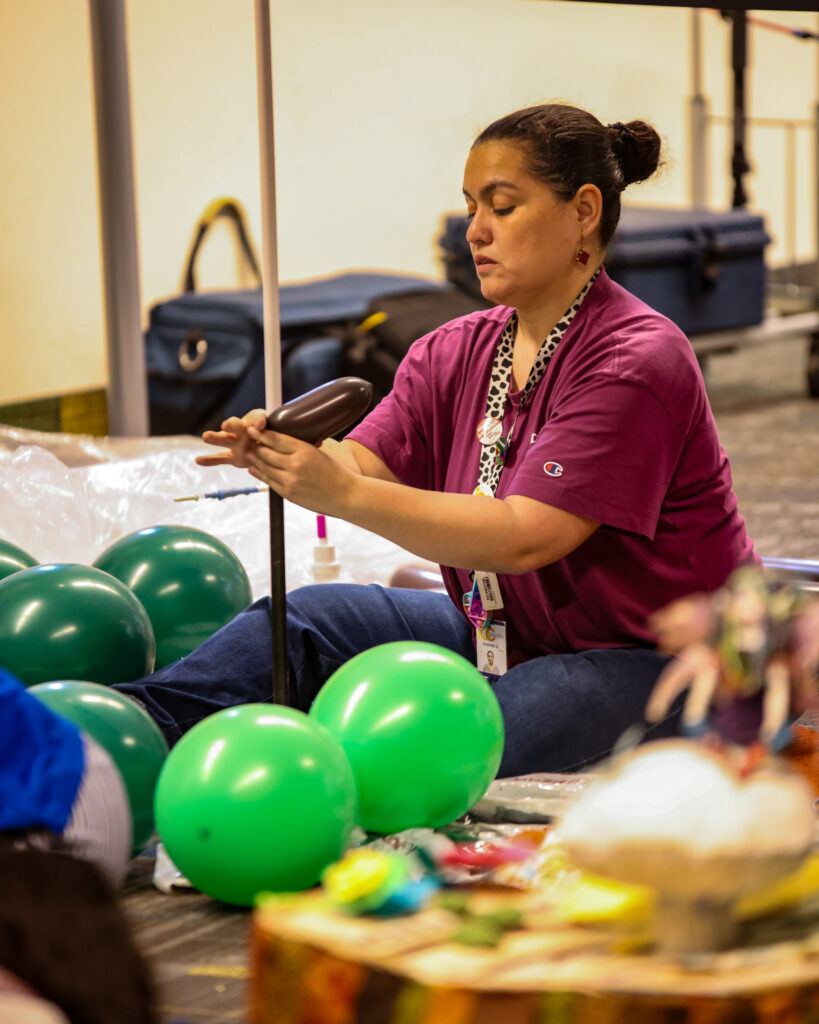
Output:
[182, 197, 262, 293]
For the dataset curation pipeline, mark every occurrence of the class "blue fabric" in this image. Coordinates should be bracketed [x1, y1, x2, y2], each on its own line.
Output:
[114, 584, 681, 776]
[0, 668, 85, 832]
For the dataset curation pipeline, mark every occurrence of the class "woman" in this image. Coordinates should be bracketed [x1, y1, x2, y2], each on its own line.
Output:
[117, 104, 756, 776]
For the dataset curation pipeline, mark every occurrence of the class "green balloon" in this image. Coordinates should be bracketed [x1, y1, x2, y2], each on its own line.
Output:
[0, 538, 38, 582]
[93, 525, 252, 668]
[29, 681, 169, 854]
[310, 642, 505, 834]
[0, 564, 155, 686]
[154, 705, 357, 905]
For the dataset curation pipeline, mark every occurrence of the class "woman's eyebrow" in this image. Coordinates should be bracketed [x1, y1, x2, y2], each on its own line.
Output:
[462, 181, 521, 201]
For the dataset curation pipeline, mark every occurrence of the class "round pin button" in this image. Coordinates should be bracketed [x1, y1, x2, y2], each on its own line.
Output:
[476, 416, 503, 446]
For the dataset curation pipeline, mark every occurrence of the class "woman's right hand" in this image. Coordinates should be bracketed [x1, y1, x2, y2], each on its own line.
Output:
[195, 409, 269, 468]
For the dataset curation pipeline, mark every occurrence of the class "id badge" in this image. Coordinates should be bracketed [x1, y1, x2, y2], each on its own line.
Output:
[474, 571, 503, 611]
[476, 620, 507, 676]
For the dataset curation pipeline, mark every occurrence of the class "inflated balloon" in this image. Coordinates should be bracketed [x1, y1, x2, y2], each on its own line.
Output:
[30, 681, 169, 854]
[310, 642, 505, 833]
[154, 704, 357, 905]
[0, 538, 38, 582]
[266, 377, 373, 444]
[93, 525, 252, 668]
[0, 564, 155, 686]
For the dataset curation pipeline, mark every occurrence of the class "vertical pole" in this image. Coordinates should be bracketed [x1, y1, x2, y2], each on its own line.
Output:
[814, 14, 819, 306]
[689, 9, 709, 208]
[730, 10, 750, 209]
[87, 0, 149, 436]
[785, 122, 797, 279]
[254, 0, 289, 706]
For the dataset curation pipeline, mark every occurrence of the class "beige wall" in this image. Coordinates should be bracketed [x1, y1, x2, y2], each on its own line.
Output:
[0, 1, 816, 405]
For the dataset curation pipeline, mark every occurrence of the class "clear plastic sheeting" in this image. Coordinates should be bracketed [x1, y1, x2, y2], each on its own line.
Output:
[0, 425, 420, 600]
[469, 773, 598, 824]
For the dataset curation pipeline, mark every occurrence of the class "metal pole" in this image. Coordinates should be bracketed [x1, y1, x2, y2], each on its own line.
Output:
[87, 0, 149, 436]
[689, 9, 709, 208]
[814, 14, 819, 306]
[730, 10, 750, 209]
[254, 0, 289, 706]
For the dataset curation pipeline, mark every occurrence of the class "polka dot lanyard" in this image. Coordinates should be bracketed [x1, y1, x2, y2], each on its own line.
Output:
[475, 269, 600, 498]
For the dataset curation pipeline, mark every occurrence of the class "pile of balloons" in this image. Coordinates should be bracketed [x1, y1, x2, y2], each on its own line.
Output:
[0, 526, 252, 855]
[1, 531, 507, 908]
[0, 526, 252, 685]
[154, 641, 505, 906]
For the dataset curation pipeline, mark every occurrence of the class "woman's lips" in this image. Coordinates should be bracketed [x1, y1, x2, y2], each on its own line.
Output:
[474, 257, 497, 274]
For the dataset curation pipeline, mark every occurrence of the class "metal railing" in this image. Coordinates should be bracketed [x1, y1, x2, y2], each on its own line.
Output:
[688, 11, 819, 310]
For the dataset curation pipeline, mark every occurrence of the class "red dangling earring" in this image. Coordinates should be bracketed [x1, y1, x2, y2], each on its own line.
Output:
[575, 245, 590, 267]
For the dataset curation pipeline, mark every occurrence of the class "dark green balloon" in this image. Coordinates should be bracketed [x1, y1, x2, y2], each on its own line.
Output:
[0, 538, 38, 582]
[154, 705, 357, 905]
[93, 525, 252, 668]
[310, 642, 505, 834]
[0, 564, 155, 686]
[30, 681, 169, 854]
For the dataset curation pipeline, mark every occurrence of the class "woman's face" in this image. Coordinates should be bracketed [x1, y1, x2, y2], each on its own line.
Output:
[462, 140, 581, 310]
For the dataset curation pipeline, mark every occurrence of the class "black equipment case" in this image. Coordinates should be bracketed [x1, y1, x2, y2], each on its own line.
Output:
[605, 206, 770, 335]
[439, 206, 771, 336]
[144, 200, 451, 435]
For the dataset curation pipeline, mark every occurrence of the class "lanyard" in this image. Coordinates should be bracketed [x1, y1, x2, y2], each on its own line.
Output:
[475, 268, 600, 498]
[465, 270, 600, 631]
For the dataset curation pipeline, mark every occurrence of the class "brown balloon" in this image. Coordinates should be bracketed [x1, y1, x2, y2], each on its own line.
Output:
[266, 377, 373, 445]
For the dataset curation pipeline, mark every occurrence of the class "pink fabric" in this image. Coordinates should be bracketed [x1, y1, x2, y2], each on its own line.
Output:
[348, 270, 757, 666]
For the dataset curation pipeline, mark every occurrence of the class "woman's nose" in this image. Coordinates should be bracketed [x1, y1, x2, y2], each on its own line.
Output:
[466, 210, 490, 245]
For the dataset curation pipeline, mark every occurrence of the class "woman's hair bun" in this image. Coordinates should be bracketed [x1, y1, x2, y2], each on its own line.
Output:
[607, 120, 661, 187]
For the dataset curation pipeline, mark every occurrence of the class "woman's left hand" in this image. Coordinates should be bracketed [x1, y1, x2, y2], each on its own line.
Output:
[245, 425, 356, 517]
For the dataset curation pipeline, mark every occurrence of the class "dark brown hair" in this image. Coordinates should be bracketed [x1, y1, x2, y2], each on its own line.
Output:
[0, 839, 158, 1024]
[473, 103, 662, 247]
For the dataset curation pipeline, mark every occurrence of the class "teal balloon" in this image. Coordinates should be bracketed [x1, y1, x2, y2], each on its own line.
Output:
[0, 564, 155, 686]
[0, 539, 38, 582]
[29, 681, 169, 854]
[309, 642, 505, 834]
[154, 705, 357, 905]
[93, 525, 252, 668]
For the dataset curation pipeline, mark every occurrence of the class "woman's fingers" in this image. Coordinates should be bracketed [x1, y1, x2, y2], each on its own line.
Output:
[246, 426, 303, 453]
[194, 451, 237, 467]
[201, 429, 238, 447]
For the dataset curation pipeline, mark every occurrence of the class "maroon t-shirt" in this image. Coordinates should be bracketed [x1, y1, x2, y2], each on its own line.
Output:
[348, 270, 757, 666]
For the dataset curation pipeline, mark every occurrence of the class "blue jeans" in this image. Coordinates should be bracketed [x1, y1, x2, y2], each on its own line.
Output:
[114, 584, 681, 777]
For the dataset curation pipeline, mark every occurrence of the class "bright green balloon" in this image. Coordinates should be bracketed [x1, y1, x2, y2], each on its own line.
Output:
[93, 525, 252, 668]
[310, 642, 505, 834]
[0, 538, 38, 582]
[0, 564, 155, 686]
[154, 705, 357, 905]
[29, 681, 169, 854]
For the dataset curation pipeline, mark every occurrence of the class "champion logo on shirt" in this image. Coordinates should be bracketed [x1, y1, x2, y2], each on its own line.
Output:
[543, 461, 564, 477]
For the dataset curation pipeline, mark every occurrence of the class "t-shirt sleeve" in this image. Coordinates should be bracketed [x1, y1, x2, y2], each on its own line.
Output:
[346, 335, 436, 489]
[507, 375, 686, 540]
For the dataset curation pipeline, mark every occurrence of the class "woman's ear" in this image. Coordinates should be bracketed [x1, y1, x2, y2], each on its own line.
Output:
[574, 184, 603, 239]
